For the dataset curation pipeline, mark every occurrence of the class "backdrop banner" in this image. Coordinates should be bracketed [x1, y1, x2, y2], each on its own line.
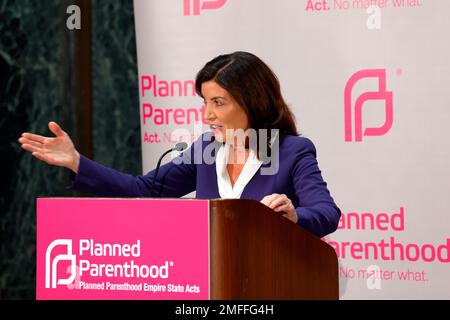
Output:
[134, 0, 450, 299]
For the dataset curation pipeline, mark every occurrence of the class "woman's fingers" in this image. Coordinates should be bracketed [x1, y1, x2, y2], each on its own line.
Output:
[17, 123, 77, 170]
[18, 137, 43, 148]
[21, 132, 46, 144]
[260, 193, 280, 206]
[20, 121, 65, 146]
[261, 193, 297, 223]
[21, 143, 43, 154]
[48, 121, 65, 137]
[268, 194, 289, 209]
[261, 193, 290, 209]
[20, 139, 55, 164]
[273, 202, 291, 212]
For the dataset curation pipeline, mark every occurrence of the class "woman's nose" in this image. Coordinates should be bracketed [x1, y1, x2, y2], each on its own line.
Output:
[204, 103, 215, 121]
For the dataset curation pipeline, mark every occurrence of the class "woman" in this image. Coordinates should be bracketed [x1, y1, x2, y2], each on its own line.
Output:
[18, 51, 340, 238]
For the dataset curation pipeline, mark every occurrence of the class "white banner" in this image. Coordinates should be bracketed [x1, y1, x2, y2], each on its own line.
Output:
[134, 0, 450, 299]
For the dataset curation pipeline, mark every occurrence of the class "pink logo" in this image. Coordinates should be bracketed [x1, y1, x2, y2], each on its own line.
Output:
[344, 69, 393, 142]
[45, 239, 77, 288]
[184, 0, 227, 16]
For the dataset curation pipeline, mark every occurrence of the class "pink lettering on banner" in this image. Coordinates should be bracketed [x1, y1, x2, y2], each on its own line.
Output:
[140, 74, 206, 126]
[305, 0, 331, 12]
[392, 0, 423, 8]
[328, 237, 450, 262]
[141, 75, 196, 98]
[344, 69, 393, 142]
[304, 0, 422, 13]
[327, 206, 450, 263]
[184, 0, 227, 16]
[338, 207, 404, 231]
[142, 103, 206, 126]
[36, 198, 210, 300]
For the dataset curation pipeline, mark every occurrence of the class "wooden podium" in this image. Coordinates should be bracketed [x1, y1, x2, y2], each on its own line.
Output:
[210, 199, 338, 300]
[36, 198, 338, 300]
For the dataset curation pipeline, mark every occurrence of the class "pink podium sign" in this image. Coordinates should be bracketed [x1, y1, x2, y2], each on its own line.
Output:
[36, 198, 210, 300]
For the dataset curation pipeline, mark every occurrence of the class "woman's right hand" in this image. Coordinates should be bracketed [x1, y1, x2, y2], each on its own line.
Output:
[18, 121, 80, 173]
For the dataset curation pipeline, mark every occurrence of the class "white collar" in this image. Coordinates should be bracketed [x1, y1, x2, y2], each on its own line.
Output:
[216, 143, 263, 199]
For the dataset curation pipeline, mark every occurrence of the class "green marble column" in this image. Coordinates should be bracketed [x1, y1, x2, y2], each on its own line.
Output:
[92, 0, 141, 173]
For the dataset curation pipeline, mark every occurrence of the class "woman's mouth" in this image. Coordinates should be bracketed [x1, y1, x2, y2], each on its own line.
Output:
[210, 124, 223, 131]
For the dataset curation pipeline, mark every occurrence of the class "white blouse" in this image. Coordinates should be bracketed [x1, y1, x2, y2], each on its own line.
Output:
[216, 143, 263, 199]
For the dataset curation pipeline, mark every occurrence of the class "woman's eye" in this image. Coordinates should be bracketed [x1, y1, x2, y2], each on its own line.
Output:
[215, 100, 224, 106]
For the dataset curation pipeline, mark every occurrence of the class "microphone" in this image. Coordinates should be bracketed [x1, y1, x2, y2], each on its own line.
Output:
[148, 142, 188, 197]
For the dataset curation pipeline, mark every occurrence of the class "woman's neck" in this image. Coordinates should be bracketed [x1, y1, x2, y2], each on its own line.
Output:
[226, 141, 248, 165]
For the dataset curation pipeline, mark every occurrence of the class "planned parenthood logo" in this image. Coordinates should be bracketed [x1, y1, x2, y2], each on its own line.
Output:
[44, 238, 173, 290]
[344, 69, 393, 142]
[183, 0, 227, 16]
[45, 239, 77, 289]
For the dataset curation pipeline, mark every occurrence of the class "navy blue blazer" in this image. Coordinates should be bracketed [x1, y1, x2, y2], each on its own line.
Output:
[71, 133, 341, 237]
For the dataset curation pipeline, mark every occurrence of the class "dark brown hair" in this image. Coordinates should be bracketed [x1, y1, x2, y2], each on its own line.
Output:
[195, 51, 299, 137]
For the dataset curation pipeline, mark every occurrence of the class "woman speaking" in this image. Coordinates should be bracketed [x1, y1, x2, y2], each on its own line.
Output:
[18, 51, 341, 238]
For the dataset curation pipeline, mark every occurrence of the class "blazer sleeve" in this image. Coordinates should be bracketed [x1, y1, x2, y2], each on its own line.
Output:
[69, 140, 199, 198]
[292, 138, 341, 238]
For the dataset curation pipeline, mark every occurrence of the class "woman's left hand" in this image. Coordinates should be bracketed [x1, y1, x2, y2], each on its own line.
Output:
[260, 193, 298, 223]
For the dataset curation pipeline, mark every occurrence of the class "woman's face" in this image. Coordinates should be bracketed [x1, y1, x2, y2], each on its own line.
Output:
[202, 81, 249, 143]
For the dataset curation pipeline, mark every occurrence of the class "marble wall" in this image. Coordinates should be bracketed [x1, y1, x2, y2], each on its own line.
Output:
[91, 0, 141, 171]
[0, 0, 140, 299]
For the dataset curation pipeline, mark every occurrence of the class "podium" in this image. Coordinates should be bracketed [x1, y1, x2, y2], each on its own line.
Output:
[36, 198, 338, 300]
[210, 199, 338, 300]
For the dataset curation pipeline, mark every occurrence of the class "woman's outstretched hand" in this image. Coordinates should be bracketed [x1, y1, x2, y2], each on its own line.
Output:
[18, 121, 80, 173]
